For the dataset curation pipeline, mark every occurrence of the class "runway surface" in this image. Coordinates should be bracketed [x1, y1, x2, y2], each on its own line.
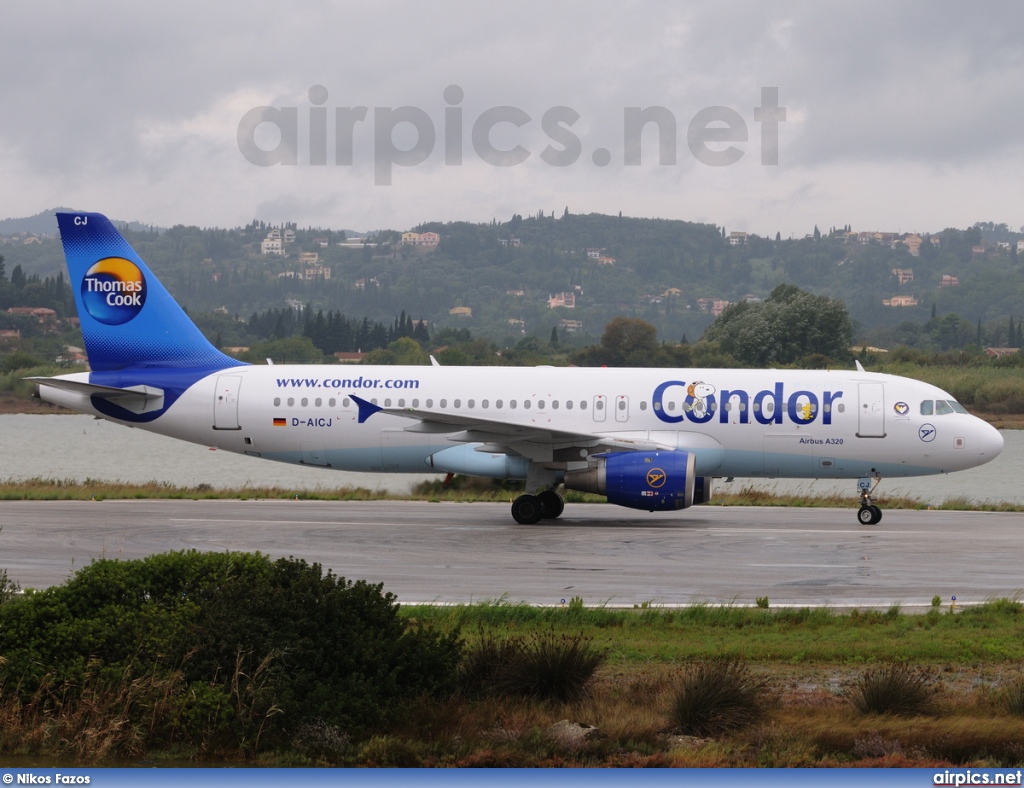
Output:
[1, 500, 1022, 607]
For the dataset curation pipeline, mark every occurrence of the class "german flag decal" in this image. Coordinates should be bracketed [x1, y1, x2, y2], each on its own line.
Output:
[273, 417, 287, 427]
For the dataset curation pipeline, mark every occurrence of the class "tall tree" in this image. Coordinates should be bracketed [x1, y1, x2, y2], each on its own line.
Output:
[701, 284, 853, 365]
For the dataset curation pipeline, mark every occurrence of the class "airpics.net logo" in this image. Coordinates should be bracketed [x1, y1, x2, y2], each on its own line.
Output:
[236, 85, 786, 185]
[81, 258, 146, 326]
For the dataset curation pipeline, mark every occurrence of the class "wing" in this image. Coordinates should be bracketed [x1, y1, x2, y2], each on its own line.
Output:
[350, 394, 674, 463]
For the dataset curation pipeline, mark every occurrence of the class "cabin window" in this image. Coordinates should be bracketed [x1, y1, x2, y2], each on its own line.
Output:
[398, 398, 405, 407]
[301, 398, 308, 407]
[617, 400, 626, 411]
[640, 401, 647, 411]
[315, 398, 322, 407]
[537, 400, 545, 409]
[329, 398, 336, 407]
[496, 399, 503, 408]
[552, 400, 559, 409]
[765, 401, 774, 413]
[412, 399, 419, 407]
[384, 398, 392, 407]
[274, 397, 281, 407]
[426, 399, 433, 408]
[482, 399, 489, 408]
[510, 400, 517, 409]
[667, 401, 675, 411]
[342, 397, 350, 407]
[566, 400, 573, 410]
[523, 400, 531, 410]
[440, 399, 447, 408]
[371, 398, 378, 405]
[467, 399, 474, 408]
[710, 401, 718, 412]
[838, 404, 845, 413]
[935, 400, 953, 415]
[580, 400, 588, 410]
[454, 399, 462, 408]
[596, 400, 604, 411]
[653, 401, 661, 411]
[287, 398, 295, 407]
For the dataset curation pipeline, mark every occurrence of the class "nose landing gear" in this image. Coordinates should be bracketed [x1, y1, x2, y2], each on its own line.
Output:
[857, 476, 882, 525]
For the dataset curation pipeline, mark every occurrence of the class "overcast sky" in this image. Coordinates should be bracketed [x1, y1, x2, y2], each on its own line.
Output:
[3, 1, 1023, 236]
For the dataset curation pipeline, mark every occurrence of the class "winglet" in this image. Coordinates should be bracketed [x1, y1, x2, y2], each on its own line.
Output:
[430, 355, 440, 367]
[351, 394, 383, 423]
[855, 360, 865, 373]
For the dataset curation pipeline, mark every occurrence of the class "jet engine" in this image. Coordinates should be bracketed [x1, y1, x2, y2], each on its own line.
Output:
[564, 450, 711, 511]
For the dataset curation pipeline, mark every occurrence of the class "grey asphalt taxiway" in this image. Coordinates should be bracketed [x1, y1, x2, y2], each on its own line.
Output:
[1, 500, 1021, 607]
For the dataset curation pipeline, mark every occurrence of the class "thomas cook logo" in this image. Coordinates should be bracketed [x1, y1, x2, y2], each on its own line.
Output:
[646, 468, 667, 488]
[81, 257, 146, 325]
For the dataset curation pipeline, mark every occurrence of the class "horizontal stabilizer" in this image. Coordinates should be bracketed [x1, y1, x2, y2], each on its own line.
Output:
[28, 377, 165, 415]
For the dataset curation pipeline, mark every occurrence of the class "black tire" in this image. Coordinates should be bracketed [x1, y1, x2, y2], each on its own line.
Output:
[537, 490, 565, 519]
[857, 506, 875, 525]
[869, 504, 882, 524]
[511, 494, 543, 524]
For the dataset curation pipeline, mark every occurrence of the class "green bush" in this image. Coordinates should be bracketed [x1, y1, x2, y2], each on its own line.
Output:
[0, 567, 18, 605]
[850, 662, 936, 716]
[0, 551, 463, 751]
[669, 659, 767, 736]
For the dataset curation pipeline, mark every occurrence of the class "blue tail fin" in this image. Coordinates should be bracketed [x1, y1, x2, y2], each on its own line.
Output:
[57, 212, 244, 373]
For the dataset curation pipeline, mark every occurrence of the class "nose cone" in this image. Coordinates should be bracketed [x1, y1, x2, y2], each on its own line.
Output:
[976, 421, 1004, 467]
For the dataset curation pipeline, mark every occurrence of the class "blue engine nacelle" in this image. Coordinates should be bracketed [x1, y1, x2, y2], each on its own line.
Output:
[564, 450, 703, 511]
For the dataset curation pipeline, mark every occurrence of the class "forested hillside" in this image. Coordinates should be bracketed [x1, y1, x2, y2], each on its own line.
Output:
[2, 210, 1023, 352]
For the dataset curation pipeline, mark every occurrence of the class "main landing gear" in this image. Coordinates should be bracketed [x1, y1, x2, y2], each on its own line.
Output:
[511, 489, 565, 524]
[856, 476, 882, 525]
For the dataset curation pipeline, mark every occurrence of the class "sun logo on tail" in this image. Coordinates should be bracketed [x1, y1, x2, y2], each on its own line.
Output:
[81, 257, 147, 325]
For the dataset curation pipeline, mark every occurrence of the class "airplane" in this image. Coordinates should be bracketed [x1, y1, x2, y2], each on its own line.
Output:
[31, 212, 1004, 526]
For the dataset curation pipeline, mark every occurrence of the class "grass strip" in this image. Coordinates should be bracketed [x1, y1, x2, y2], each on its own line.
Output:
[1, 477, 1023, 511]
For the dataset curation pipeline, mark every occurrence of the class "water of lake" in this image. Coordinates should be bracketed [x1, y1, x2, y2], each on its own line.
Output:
[1, 414, 1021, 504]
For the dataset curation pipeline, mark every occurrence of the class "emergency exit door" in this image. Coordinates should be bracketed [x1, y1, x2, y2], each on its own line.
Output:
[213, 375, 242, 430]
[857, 382, 885, 437]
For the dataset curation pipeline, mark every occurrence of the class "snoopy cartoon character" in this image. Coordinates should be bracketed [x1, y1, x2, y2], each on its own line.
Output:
[685, 381, 716, 418]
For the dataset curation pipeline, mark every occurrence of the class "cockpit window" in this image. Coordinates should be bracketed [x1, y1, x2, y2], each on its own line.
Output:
[920, 400, 933, 415]
[949, 401, 968, 414]
[935, 400, 953, 415]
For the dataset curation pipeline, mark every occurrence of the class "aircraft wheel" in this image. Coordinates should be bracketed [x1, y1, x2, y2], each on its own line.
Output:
[511, 494, 543, 524]
[857, 505, 882, 525]
[537, 490, 565, 519]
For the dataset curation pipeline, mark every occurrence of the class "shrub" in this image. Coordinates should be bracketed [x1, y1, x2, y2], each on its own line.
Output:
[668, 659, 767, 736]
[459, 631, 606, 703]
[0, 567, 18, 605]
[850, 663, 936, 716]
[457, 630, 523, 698]
[0, 551, 463, 752]
[999, 676, 1024, 717]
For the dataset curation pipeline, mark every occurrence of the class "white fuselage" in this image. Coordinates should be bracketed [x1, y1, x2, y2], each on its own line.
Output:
[39, 365, 1004, 481]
